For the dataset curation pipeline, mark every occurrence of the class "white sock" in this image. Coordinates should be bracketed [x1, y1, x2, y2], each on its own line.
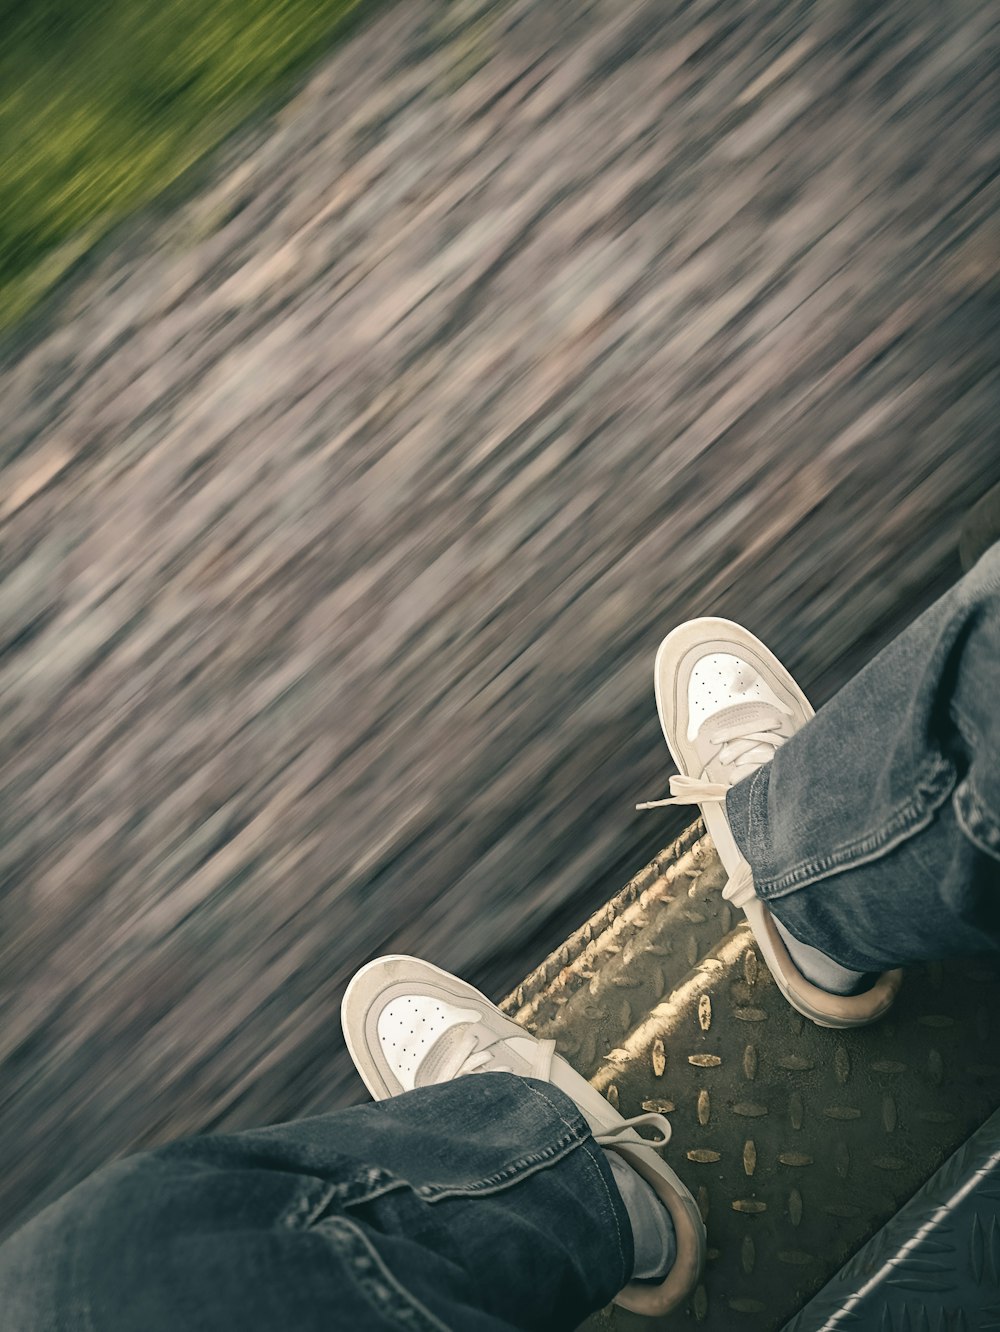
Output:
[606, 1152, 676, 1281]
[772, 916, 874, 995]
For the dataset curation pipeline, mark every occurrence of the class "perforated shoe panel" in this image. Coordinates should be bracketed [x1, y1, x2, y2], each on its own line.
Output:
[685, 654, 786, 743]
[376, 995, 480, 1090]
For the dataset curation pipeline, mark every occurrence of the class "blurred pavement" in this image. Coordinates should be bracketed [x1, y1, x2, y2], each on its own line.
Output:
[1, 0, 998, 1238]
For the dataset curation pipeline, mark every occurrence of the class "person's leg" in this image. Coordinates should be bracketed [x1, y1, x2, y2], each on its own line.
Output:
[339, 955, 704, 1317]
[726, 539, 1000, 972]
[643, 539, 998, 1022]
[0, 1074, 631, 1332]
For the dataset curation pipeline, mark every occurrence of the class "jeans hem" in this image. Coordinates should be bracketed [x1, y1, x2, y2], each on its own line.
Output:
[578, 1138, 633, 1289]
[410, 1079, 594, 1202]
[735, 754, 957, 901]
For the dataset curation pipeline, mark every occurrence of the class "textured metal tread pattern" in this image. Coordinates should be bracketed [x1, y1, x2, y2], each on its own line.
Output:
[504, 825, 1000, 1330]
[500, 822, 731, 1076]
[782, 1107, 1000, 1331]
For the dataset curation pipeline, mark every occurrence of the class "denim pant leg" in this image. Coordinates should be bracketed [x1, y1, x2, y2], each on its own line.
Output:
[726, 541, 1000, 972]
[0, 1074, 631, 1332]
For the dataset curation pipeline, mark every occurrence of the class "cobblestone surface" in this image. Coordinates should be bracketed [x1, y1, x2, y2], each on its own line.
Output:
[1, 0, 998, 1238]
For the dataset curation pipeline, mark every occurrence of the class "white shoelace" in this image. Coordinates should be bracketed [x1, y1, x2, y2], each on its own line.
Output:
[435, 1027, 557, 1082]
[591, 1112, 672, 1149]
[636, 709, 787, 908]
[636, 710, 788, 811]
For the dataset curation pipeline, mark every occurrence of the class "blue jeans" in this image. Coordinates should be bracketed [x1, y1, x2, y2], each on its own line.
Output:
[728, 539, 1000, 971]
[0, 1074, 631, 1331]
[2, 548, 998, 1330]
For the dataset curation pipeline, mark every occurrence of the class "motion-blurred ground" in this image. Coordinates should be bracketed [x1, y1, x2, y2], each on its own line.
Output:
[1, 0, 998, 1240]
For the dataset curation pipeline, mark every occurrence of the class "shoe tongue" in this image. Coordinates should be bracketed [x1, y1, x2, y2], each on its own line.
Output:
[705, 700, 781, 735]
[693, 699, 784, 775]
[414, 1025, 546, 1088]
[414, 1024, 476, 1089]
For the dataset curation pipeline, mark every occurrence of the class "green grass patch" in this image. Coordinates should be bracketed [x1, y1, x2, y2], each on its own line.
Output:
[0, 0, 366, 327]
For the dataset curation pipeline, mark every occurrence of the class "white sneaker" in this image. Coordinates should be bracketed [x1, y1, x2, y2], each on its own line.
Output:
[341, 955, 705, 1316]
[638, 617, 902, 1028]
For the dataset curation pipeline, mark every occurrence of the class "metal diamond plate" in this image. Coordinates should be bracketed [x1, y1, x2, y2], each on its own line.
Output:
[782, 1107, 1000, 1330]
[500, 822, 731, 1076]
[504, 825, 1000, 1330]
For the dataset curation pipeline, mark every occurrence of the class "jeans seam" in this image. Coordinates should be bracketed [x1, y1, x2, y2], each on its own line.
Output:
[519, 1079, 588, 1141]
[327, 1082, 590, 1209]
[416, 1131, 585, 1202]
[754, 756, 955, 899]
[281, 1181, 340, 1229]
[326, 1176, 408, 1213]
[413, 1079, 591, 1202]
[579, 1139, 630, 1285]
[954, 778, 1000, 862]
[313, 1214, 451, 1332]
[312, 1166, 402, 1211]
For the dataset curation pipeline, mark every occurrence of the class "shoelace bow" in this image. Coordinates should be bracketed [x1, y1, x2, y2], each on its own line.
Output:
[636, 710, 787, 812]
[635, 709, 787, 908]
[591, 1113, 672, 1149]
